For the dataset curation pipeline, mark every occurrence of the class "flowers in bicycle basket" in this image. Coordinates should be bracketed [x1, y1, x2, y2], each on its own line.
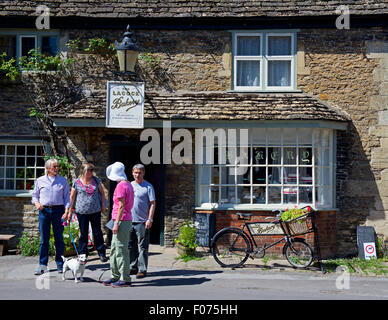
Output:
[281, 206, 312, 222]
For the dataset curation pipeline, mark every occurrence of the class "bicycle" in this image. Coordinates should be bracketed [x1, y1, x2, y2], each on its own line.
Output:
[211, 207, 325, 272]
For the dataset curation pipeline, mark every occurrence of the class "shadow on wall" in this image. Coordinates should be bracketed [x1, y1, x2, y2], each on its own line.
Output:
[336, 122, 384, 258]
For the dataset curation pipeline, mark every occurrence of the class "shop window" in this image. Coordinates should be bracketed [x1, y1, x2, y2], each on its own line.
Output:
[0, 143, 45, 191]
[233, 31, 296, 91]
[197, 128, 334, 209]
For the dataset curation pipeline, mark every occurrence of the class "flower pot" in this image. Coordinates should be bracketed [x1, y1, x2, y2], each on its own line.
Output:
[176, 242, 195, 256]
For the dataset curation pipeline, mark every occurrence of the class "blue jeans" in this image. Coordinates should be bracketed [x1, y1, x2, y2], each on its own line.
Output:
[38, 206, 65, 270]
[128, 222, 150, 273]
[76, 212, 106, 257]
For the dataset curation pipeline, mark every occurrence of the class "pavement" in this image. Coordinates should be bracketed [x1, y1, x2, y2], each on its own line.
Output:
[0, 244, 331, 282]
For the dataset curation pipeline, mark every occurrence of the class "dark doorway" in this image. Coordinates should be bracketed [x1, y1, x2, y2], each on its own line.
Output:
[110, 141, 165, 245]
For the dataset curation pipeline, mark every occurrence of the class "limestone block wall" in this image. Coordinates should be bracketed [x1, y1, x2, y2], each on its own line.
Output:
[297, 28, 388, 256]
[1, 26, 388, 254]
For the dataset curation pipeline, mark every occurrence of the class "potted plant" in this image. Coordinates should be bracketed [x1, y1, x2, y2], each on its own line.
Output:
[174, 221, 199, 256]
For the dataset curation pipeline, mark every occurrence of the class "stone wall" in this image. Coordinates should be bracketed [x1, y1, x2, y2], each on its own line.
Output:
[2, 26, 388, 254]
[297, 28, 388, 256]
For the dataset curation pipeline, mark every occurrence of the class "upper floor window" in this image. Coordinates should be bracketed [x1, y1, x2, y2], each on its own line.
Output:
[0, 31, 59, 60]
[233, 31, 296, 91]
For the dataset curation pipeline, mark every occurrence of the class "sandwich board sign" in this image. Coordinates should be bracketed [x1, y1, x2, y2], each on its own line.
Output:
[106, 81, 144, 128]
[363, 242, 377, 260]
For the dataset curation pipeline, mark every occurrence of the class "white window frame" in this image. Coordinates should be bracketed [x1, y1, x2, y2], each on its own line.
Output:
[196, 128, 335, 210]
[19, 35, 37, 58]
[265, 33, 295, 91]
[233, 32, 263, 91]
[232, 31, 297, 92]
[0, 142, 46, 192]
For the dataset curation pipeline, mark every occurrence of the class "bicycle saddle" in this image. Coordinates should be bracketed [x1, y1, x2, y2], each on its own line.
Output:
[235, 212, 252, 220]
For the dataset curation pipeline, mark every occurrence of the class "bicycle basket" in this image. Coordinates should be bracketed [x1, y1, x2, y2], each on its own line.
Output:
[283, 213, 313, 236]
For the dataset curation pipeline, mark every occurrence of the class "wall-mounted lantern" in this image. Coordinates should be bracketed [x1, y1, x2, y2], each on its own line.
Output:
[115, 25, 139, 74]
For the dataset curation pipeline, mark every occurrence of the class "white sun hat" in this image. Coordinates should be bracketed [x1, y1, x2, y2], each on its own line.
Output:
[106, 162, 127, 181]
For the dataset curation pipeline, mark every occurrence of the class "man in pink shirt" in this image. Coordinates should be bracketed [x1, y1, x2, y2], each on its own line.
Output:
[103, 162, 134, 288]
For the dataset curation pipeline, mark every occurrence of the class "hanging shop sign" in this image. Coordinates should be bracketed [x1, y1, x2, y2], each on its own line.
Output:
[106, 81, 144, 128]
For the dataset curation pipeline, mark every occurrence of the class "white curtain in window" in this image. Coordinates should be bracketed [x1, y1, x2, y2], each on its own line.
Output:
[268, 61, 291, 86]
[237, 61, 260, 86]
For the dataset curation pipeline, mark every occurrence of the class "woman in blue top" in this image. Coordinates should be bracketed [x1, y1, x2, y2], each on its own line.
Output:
[69, 163, 108, 262]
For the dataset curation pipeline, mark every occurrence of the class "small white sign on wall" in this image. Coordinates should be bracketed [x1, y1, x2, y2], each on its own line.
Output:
[106, 81, 144, 128]
[363, 242, 377, 260]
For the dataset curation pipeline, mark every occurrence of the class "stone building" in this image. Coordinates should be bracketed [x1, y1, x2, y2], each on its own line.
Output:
[1, 1, 388, 258]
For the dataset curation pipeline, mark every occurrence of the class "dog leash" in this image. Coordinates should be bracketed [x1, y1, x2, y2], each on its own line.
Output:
[62, 220, 79, 256]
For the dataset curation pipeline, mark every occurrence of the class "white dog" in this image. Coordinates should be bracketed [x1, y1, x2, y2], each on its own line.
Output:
[61, 254, 87, 283]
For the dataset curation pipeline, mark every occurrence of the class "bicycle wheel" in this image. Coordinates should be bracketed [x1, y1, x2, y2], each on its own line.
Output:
[284, 238, 313, 268]
[211, 228, 251, 268]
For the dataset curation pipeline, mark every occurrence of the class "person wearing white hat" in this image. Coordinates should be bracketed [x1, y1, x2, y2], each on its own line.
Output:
[103, 162, 134, 288]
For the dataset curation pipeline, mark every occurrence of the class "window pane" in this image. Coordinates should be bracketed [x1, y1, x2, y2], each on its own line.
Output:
[315, 148, 330, 166]
[298, 128, 312, 146]
[267, 128, 281, 145]
[36, 168, 45, 177]
[211, 186, 219, 203]
[240, 168, 250, 184]
[0, 35, 16, 58]
[237, 36, 260, 56]
[6, 168, 14, 178]
[26, 180, 34, 190]
[268, 60, 291, 86]
[0, 157, 4, 166]
[236, 60, 260, 87]
[268, 187, 281, 204]
[220, 167, 235, 184]
[283, 186, 297, 204]
[253, 186, 266, 204]
[26, 168, 35, 179]
[299, 167, 312, 185]
[268, 36, 291, 56]
[27, 146, 35, 155]
[284, 167, 297, 184]
[239, 186, 251, 204]
[16, 180, 24, 190]
[253, 147, 266, 165]
[37, 157, 45, 167]
[299, 147, 312, 165]
[200, 186, 210, 203]
[268, 167, 281, 184]
[268, 147, 281, 164]
[6, 157, 15, 166]
[16, 168, 25, 179]
[16, 146, 25, 156]
[42, 36, 57, 56]
[0, 169, 4, 178]
[17, 157, 25, 167]
[316, 187, 330, 206]
[251, 128, 266, 144]
[221, 186, 235, 204]
[210, 166, 219, 184]
[0, 146, 4, 155]
[0, 179, 4, 189]
[26, 157, 35, 166]
[5, 180, 14, 189]
[6, 146, 15, 155]
[299, 187, 312, 203]
[252, 166, 266, 184]
[21, 36, 36, 56]
[316, 167, 330, 186]
[283, 128, 296, 145]
[284, 147, 296, 165]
